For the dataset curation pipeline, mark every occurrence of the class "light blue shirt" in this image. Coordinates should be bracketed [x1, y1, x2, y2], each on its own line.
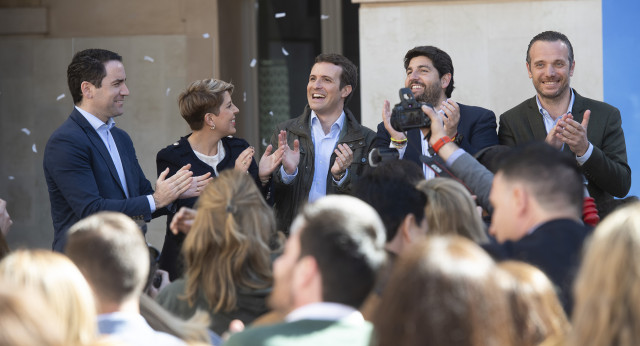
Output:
[535, 90, 593, 165]
[76, 106, 156, 211]
[280, 111, 348, 203]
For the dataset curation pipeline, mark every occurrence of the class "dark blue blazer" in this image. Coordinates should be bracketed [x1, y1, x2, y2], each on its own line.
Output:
[482, 218, 592, 314]
[44, 109, 155, 251]
[375, 103, 498, 165]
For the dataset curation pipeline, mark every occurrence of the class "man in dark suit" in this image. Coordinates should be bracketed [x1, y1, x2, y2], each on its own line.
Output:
[499, 31, 631, 214]
[375, 45, 498, 179]
[225, 195, 386, 346]
[44, 48, 197, 252]
[485, 142, 591, 314]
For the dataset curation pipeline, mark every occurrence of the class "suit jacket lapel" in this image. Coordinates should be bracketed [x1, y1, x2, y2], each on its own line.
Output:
[525, 97, 549, 141]
[70, 110, 128, 196]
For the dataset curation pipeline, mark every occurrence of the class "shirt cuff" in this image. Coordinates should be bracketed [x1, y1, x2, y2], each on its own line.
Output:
[445, 148, 466, 167]
[280, 166, 298, 184]
[389, 142, 407, 159]
[332, 168, 349, 186]
[147, 195, 156, 213]
[576, 143, 593, 166]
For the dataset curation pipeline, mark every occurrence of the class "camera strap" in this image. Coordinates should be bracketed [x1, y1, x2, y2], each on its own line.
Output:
[420, 151, 473, 194]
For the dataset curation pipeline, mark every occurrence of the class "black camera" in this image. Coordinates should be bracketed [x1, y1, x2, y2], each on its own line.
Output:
[390, 88, 433, 132]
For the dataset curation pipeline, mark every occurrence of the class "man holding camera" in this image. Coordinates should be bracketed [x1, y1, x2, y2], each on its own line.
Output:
[375, 46, 498, 179]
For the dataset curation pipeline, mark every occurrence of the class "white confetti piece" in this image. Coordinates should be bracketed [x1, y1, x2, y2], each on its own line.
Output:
[202, 33, 210, 39]
[281, 47, 289, 56]
[165, 88, 171, 97]
[143, 56, 154, 63]
[8, 176, 15, 180]
[250, 59, 257, 68]
[321, 14, 330, 20]
[243, 92, 247, 102]
[262, 138, 268, 147]
[21, 128, 31, 135]
[269, 111, 274, 116]
[275, 12, 286, 18]
[56, 93, 65, 101]
[32, 144, 37, 153]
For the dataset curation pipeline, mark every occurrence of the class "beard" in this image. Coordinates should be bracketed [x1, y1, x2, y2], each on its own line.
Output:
[413, 80, 442, 106]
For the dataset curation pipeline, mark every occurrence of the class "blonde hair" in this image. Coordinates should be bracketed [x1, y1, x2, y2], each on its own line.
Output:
[179, 78, 234, 130]
[417, 177, 488, 243]
[571, 202, 640, 346]
[499, 261, 571, 346]
[182, 169, 277, 312]
[0, 249, 98, 345]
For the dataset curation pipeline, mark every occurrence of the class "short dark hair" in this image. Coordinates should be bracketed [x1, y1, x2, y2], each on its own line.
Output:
[404, 46, 455, 98]
[67, 49, 122, 105]
[497, 142, 583, 217]
[353, 160, 426, 242]
[296, 196, 386, 308]
[526, 31, 574, 66]
[314, 53, 358, 105]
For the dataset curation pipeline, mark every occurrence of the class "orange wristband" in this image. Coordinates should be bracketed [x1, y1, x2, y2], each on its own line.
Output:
[432, 136, 452, 154]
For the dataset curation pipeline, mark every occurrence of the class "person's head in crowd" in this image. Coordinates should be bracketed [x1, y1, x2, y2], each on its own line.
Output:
[571, 202, 640, 346]
[65, 211, 150, 314]
[404, 45, 454, 104]
[312, 53, 358, 107]
[417, 177, 488, 243]
[307, 53, 357, 117]
[0, 250, 98, 345]
[499, 261, 571, 346]
[472, 145, 512, 174]
[489, 142, 583, 243]
[67, 49, 129, 122]
[0, 285, 66, 346]
[374, 236, 513, 346]
[353, 160, 427, 255]
[526, 31, 574, 102]
[178, 78, 237, 135]
[269, 195, 386, 314]
[182, 169, 279, 313]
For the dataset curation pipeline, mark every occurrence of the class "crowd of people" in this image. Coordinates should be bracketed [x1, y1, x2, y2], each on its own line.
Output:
[0, 30, 637, 345]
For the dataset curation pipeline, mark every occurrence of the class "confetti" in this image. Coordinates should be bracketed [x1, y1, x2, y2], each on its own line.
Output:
[243, 92, 247, 102]
[202, 33, 210, 39]
[56, 93, 65, 101]
[8, 176, 14, 180]
[275, 12, 286, 18]
[32, 144, 37, 153]
[262, 138, 268, 147]
[165, 88, 171, 97]
[21, 128, 31, 135]
[321, 14, 330, 20]
[143, 56, 154, 63]
[281, 47, 289, 56]
[269, 111, 274, 116]
[250, 59, 257, 68]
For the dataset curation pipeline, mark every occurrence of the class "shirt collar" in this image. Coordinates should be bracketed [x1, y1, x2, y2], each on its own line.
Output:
[536, 89, 575, 117]
[310, 110, 346, 134]
[76, 105, 115, 131]
[285, 302, 364, 323]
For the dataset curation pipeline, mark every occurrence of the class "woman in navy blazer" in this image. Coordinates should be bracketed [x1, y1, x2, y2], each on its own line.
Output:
[156, 79, 283, 280]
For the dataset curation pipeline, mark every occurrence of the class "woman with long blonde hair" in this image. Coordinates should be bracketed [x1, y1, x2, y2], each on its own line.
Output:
[416, 177, 488, 243]
[0, 249, 100, 345]
[571, 202, 640, 346]
[157, 169, 281, 334]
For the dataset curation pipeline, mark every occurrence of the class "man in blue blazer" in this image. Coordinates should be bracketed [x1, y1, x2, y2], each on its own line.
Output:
[375, 45, 498, 179]
[44, 49, 195, 252]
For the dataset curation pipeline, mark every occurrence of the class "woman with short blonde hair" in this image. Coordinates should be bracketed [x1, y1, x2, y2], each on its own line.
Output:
[416, 177, 488, 243]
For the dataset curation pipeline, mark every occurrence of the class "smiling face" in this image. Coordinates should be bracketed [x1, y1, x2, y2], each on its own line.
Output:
[85, 60, 129, 123]
[527, 40, 575, 102]
[307, 62, 351, 117]
[404, 55, 446, 106]
[211, 91, 239, 137]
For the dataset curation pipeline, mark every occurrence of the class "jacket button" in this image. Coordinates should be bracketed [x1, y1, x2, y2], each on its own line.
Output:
[361, 158, 366, 163]
[359, 141, 363, 145]
[349, 143, 354, 148]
